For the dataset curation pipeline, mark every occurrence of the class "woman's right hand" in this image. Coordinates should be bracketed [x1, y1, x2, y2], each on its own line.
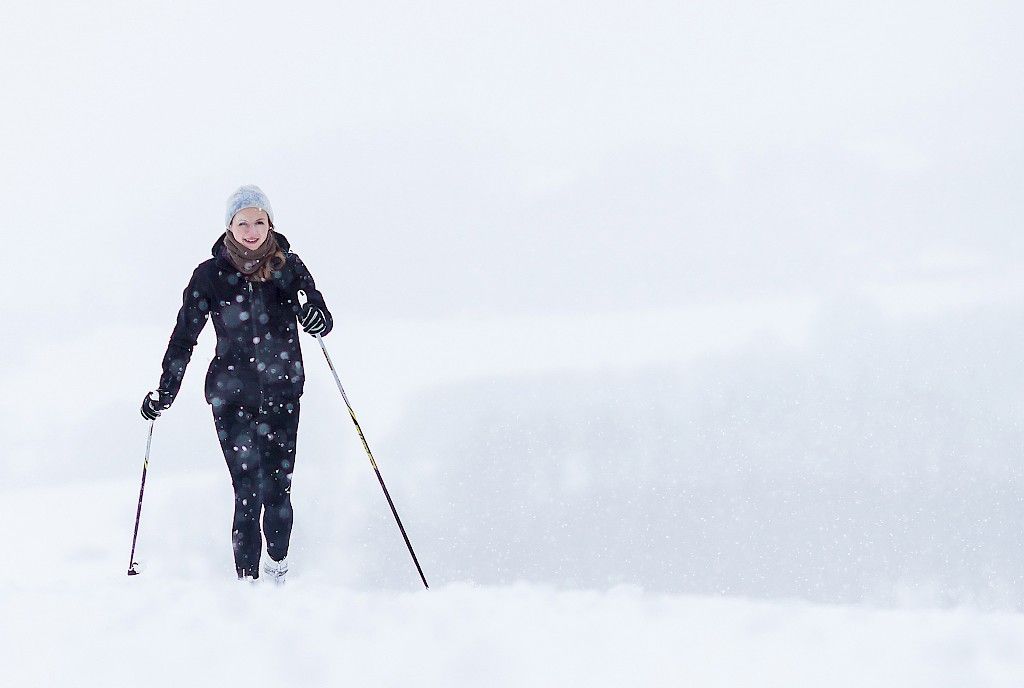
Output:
[140, 390, 173, 420]
[299, 302, 327, 335]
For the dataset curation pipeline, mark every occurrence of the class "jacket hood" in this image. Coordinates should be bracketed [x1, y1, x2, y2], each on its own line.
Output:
[211, 231, 292, 263]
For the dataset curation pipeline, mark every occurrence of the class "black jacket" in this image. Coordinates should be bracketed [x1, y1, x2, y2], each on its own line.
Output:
[158, 232, 333, 409]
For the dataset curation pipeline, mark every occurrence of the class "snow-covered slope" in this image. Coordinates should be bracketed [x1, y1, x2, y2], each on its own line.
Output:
[4, 473, 1024, 687]
[8, 579, 1024, 687]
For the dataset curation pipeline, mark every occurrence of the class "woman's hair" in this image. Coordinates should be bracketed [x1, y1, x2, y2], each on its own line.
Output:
[245, 219, 284, 282]
[253, 250, 287, 282]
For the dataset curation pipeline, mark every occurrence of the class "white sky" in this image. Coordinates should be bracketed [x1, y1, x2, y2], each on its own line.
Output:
[2, 1, 1021, 326]
[0, 0, 1016, 371]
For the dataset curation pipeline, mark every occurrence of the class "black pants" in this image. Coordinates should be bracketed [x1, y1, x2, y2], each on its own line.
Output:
[212, 400, 301, 578]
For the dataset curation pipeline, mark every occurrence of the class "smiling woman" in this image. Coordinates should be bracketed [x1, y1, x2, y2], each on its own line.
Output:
[140, 184, 333, 583]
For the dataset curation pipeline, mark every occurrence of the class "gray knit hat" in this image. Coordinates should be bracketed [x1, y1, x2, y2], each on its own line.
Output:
[225, 184, 274, 227]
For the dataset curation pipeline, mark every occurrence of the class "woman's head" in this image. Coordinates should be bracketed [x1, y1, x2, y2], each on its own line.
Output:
[225, 184, 275, 250]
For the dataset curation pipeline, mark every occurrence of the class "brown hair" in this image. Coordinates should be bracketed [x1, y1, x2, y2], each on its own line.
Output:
[252, 250, 287, 282]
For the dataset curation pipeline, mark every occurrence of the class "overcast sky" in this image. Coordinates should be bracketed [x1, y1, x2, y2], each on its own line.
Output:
[1, 0, 1021, 330]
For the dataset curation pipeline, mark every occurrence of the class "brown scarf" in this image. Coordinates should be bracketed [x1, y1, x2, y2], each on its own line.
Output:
[223, 230, 280, 276]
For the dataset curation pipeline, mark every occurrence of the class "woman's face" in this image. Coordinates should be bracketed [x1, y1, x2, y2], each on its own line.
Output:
[228, 207, 271, 250]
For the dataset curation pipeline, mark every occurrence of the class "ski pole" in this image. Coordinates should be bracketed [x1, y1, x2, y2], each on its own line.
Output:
[127, 411, 156, 576]
[299, 291, 429, 589]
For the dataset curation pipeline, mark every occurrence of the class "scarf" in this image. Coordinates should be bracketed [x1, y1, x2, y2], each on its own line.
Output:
[223, 229, 280, 276]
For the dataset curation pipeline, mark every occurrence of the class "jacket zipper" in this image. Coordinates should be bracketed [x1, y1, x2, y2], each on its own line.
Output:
[248, 280, 265, 410]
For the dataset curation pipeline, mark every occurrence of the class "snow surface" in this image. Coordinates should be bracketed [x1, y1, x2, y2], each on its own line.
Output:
[4, 451, 1024, 686]
[7, 580, 1024, 687]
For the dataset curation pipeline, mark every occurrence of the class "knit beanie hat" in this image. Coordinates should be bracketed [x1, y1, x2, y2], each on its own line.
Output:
[225, 184, 275, 227]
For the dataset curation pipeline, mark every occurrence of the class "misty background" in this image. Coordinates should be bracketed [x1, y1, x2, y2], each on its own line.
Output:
[1, 0, 1023, 607]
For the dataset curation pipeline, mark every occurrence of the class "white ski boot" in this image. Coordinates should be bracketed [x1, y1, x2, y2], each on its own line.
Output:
[262, 556, 288, 585]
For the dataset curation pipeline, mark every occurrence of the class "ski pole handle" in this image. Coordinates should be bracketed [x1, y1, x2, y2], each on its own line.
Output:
[297, 289, 323, 341]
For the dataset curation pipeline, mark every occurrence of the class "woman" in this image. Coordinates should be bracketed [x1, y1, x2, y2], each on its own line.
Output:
[141, 184, 332, 583]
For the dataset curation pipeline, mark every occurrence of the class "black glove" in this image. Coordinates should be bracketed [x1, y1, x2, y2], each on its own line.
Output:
[299, 302, 327, 335]
[140, 390, 173, 420]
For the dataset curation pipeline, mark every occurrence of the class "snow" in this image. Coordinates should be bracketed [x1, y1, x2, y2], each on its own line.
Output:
[7, 282, 1024, 683]
[4, 476, 1024, 687]
[8, 581, 1024, 687]
[4, 434, 1024, 685]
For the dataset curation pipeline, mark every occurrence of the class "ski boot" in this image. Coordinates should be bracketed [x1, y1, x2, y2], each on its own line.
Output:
[262, 556, 288, 585]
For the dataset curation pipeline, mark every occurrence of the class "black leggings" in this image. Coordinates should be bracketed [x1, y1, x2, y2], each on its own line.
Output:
[212, 400, 301, 578]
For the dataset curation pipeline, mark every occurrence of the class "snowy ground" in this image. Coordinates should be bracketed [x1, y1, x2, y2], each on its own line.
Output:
[7, 579, 1024, 687]
[4, 454, 1024, 686]
[6, 279, 1024, 686]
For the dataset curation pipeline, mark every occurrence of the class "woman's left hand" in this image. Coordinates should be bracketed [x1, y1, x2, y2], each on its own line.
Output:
[299, 302, 327, 335]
